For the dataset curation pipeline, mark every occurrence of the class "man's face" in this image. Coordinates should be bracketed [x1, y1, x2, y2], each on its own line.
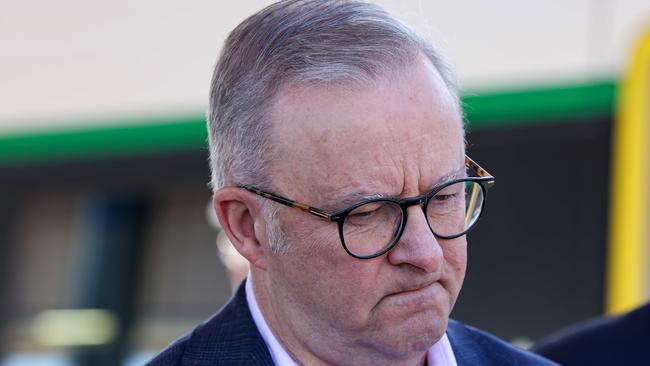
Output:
[263, 57, 466, 360]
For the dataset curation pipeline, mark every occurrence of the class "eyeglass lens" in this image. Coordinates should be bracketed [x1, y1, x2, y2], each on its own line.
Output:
[342, 181, 484, 257]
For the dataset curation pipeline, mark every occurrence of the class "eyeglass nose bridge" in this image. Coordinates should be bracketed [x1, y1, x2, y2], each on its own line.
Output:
[395, 195, 431, 230]
[398, 195, 428, 210]
[390, 196, 436, 249]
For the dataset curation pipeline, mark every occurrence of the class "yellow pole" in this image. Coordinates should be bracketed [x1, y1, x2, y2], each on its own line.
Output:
[606, 28, 650, 314]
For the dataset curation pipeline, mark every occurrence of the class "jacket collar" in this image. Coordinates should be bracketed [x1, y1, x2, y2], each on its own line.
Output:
[181, 279, 274, 365]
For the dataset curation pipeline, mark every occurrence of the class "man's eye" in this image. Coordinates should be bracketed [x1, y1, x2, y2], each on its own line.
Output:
[349, 210, 377, 220]
[433, 194, 456, 202]
[347, 203, 386, 225]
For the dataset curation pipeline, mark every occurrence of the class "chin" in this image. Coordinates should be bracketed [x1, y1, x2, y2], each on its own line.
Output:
[367, 310, 448, 357]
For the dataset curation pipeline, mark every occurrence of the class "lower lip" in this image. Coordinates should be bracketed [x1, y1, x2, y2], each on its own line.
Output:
[385, 282, 439, 306]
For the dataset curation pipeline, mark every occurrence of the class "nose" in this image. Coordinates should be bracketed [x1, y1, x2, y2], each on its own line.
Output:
[386, 205, 444, 273]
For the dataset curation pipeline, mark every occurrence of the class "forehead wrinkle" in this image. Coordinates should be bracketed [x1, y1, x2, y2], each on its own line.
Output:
[318, 164, 465, 212]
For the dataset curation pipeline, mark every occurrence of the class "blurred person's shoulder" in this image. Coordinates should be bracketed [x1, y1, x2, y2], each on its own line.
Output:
[531, 302, 650, 365]
[145, 281, 273, 366]
[448, 319, 559, 365]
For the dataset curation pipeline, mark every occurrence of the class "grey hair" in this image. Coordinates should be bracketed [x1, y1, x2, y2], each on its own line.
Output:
[207, 0, 459, 253]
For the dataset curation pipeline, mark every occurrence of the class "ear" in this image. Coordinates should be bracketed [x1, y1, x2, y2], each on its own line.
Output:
[213, 187, 269, 270]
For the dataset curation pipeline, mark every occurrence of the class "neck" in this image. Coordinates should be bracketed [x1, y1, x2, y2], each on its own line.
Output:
[250, 269, 428, 366]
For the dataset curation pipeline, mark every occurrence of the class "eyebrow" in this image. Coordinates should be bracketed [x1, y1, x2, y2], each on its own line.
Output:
[432, 167, 467, 188]
[334, 192, 385, 209]
[331, 166, 467, 210]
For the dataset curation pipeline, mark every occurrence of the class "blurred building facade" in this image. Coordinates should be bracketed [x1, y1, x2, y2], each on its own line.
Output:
[0, 1, 649, 365]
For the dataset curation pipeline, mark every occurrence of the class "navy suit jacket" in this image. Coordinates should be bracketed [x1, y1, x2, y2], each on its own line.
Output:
[148, 281, 556, 365]
[532, 302, 650, 365]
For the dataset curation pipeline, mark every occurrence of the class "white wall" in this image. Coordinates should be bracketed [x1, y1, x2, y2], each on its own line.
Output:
[1, 0, 648, 134]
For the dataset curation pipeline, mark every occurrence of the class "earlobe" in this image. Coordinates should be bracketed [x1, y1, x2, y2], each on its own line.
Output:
[213, 188, 268, 270]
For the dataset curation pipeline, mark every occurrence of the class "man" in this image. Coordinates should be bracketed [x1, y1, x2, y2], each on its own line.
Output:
[149, 1, 556, 365]
[532, 301, 650, 365]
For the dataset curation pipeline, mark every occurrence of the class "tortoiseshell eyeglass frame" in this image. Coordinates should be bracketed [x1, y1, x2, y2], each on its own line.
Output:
[239, 155, 495, 259]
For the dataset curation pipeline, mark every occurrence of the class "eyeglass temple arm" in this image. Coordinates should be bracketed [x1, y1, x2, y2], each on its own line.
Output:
[465, 155, 495, 188]
[239, 185, 333, 220]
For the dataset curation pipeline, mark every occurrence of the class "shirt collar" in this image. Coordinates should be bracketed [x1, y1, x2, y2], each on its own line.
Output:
[427, 330, 457, 366]
[245, 275, 457, 366]
[246, 274, 299, 366]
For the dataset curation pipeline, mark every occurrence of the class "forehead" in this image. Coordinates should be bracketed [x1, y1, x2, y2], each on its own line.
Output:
[268, 58, 464, 205]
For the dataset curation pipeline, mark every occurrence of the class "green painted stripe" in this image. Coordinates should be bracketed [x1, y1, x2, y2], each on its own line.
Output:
[0, 115, 207, 166]
[463, 79, 616, 129]
[0, 80, 616, 165]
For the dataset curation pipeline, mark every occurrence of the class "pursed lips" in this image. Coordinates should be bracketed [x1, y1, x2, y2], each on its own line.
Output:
[370, 279, 443, 312]
[389, 278, 440, 296]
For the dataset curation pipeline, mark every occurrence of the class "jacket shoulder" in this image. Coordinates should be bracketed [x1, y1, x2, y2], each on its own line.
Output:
[447, 319, 558, 366]
[145, 333, 188, 365]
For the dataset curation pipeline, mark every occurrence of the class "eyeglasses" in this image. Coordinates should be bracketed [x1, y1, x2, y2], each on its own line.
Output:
[240, 155, 495, 259]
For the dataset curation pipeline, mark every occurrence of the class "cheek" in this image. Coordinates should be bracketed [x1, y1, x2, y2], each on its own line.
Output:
[291, 216, 342, 253]
[443, 238, 467, 283]
[276, 217, 383, 323]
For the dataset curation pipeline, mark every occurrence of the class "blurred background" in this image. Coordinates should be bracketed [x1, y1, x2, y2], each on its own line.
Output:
[1, 0, 649, 365]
